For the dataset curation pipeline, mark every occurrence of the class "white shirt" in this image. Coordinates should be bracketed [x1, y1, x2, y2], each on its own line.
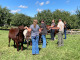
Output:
[57, 21, 64, 32]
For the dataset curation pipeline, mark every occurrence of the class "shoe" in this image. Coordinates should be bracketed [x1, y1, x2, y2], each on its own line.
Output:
[58, 45, 61, 47]
[32, 54, 36, 55]
[64, 38, 66, 39]
[61, 44, 64, 46]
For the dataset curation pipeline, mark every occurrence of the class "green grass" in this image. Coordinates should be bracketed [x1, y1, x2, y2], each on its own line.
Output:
[0, 30, 80, 60]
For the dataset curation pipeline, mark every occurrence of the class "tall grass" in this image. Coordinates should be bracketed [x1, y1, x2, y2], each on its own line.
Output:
[0, 30, 80, 60]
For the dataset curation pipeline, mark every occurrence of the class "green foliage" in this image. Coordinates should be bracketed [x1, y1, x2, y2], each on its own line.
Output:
[0, 30, 80, 60]
[10, 13, 32, 26]
[76, 8, 80, 28]
[35, 9, 80, 29]
[0, 6, 13, 25]
[0, 5, 80, 29]
[35, 10, 53, 25]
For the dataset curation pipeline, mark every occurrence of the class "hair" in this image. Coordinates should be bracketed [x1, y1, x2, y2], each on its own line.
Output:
[64, 21, 66, 24]
[41, 20, 44, 22]
[33, 19, 38, 28]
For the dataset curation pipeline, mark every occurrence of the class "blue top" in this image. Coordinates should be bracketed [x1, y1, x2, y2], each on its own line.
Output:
[30, 24, 40, 37]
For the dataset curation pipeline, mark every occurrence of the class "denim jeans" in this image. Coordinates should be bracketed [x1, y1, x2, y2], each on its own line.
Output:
[41, 35, 46, 48]
[50, 29, 55, 40]
[64, 29, 66, 39]
[31, 36, 39, 54]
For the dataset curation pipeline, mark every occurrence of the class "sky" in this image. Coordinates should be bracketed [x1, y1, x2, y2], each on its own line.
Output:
[0, 0, 80, 17]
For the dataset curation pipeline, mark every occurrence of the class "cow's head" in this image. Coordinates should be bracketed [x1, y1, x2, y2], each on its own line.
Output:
[23, 29, 31, 40]
[18, 25, 24, 32]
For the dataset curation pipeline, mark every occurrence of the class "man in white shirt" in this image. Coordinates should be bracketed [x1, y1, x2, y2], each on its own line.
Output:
[57, 19, 64, 46]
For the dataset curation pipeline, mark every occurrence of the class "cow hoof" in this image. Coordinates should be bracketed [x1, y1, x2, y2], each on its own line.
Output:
[17, 49, 19, 51]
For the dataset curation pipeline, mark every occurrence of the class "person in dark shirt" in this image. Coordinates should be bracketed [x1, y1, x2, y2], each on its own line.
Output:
[64, 21, 67, 39]
[50, 19, 55, 41]
[41, 20, 47, 48]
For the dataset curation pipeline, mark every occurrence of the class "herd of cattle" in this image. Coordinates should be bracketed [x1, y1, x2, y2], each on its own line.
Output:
[8, 25, 59, 51]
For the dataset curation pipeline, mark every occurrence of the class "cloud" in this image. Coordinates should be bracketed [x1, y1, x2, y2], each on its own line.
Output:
[37, 8, 43, 12]
[46, 1, 50, 4]
[19, 5, 28, 8]
[10, 9, 21, 13]
[35, 1, 39, 4]
[58, 9, 64, 11]
[39, 2, 44, 6]
[66, 0, 70, 3]
[70, 10, 76, 14]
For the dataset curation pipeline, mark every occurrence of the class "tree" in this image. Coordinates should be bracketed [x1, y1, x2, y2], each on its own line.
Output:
[35, 10, 53, 25]
[0, 6, 12, 25]
[76, 8, 80, 28]
[11, 13, 32, 26]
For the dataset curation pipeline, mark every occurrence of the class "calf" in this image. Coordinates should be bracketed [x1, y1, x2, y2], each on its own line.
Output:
[23, 29, 31, 48]
[8, 25, 24, 51]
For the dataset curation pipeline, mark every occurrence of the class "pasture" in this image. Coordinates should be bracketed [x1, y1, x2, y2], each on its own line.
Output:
[0, 30, 80, 60]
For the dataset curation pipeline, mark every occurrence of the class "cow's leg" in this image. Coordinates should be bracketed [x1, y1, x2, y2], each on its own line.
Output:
[16, 41, 19, 51]
[8, 37, 11, 47]
[14, 40, 15, 47]
[21, 42, 23, 51]
[39, 34, 42, 44]
[30, 41, 32, 46]
[26, 40, 29, 48]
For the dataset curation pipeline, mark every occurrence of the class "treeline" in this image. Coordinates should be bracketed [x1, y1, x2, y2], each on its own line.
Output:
[0, 6, 80, 29]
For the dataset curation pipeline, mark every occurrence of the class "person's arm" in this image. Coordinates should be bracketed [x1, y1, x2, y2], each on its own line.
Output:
[27, 28, 32, 32]
[24, 26, 28, 29]
[51, 25, 54, 28]
[51, 27, 59, 29]
[24, 26, 32, 32]
[39, 28, 41, 33]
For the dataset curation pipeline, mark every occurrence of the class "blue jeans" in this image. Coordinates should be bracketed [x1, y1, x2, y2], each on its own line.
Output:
[64, 30, 66, 39]
[41, 35, 46, 48]
[31, 36, 39, 54]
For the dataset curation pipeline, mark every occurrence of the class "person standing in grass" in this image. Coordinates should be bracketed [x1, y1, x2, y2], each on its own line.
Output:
[25, 20, 41, 55]
[50, 19, 55, 41]
[57, 19, 64, 46]
[64, 21, 67, 39]
[40, 20, 47, 48]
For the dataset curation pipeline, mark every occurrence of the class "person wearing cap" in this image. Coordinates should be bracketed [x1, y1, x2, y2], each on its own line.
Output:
[50, 19, 55, 41]
[57, 19, 64, 46]
[40, 20, 47, 48]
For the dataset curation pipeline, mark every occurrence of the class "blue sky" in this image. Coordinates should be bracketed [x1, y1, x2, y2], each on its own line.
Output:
[0, 0, 80, 17]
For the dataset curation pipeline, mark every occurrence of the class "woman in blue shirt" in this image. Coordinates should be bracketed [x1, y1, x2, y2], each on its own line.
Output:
[25, 20, 41, 55]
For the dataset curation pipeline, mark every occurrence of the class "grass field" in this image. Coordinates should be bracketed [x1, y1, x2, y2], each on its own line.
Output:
[0, 30, 80, 60]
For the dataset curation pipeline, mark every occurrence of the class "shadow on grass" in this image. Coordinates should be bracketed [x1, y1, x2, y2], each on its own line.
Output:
[39, 47, 41, 51]
[11, 44, 32, 51]
[46, 38, 51, 40]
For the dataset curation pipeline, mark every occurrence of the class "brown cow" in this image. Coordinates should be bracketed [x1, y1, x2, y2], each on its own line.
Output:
[46, 25, 59, 38]
[8, 25, 24, 51]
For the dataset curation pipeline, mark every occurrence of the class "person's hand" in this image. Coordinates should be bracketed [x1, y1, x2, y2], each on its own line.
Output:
[28, 28, 31, 32]
[40, 28, 43, 30]
[39, 29, 41, 33]
[24, 26, 28, 29]
[51, 25, 54, 28]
